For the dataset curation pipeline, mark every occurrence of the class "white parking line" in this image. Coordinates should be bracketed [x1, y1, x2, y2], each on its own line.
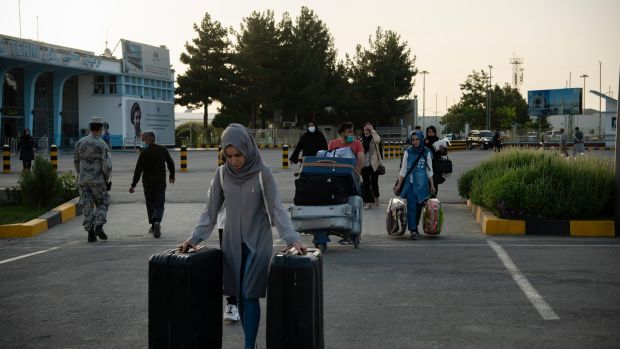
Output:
[487, 240, 560, 320]
[0, 247, 60, 265]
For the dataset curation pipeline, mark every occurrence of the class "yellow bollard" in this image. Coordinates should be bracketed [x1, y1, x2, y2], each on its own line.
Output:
[50, 144, 58, 171]
[282, 145, 289, 169]
[3, 144, 10, 173]
[180, 145, 188, 172]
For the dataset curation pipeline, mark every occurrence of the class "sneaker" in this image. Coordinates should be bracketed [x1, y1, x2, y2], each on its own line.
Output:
[153, 222, 161, 239]
[87, 228, 96, 243]
[224, 304, 240, 322]
[364, 203, 372, 210]
[95, 226, 108, 240]
[409, 230, 419, 240]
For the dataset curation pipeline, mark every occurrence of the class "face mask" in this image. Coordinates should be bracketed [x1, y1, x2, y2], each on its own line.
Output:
[308, 126, 316, 133]
[141, 142, 149, 148]
[345, 135, 355, 143]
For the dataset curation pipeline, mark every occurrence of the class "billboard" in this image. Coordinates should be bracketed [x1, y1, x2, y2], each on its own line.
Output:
[121, 39, 171, 80]
[528, 88, 582, 116]
[126, 100, 174, 145]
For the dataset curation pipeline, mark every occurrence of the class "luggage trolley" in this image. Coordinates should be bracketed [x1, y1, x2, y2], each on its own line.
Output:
[289, 151, 363, 252]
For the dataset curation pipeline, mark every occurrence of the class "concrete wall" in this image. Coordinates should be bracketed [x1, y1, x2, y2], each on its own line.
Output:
[78, 75, 123, 138]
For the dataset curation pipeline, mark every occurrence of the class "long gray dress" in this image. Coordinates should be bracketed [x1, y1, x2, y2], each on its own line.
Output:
[189, 124, 300, 299]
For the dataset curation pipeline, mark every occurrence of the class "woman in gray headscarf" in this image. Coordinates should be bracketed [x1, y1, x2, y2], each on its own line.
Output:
[179, 123, 306, 349]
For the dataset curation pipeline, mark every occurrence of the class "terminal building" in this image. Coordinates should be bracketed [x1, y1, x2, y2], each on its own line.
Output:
[0, 34, 175, 148]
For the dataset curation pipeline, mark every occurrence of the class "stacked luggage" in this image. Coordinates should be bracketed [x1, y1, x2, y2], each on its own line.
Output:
[290, 150, 363, 249]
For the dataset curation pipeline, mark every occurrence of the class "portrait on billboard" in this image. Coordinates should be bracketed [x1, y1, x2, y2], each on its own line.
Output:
[130, 103, 142, 137]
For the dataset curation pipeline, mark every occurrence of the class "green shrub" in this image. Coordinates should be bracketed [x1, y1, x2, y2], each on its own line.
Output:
[19, 156, 60, 208]
[58, 171, 79, 202]
[457, 148, 614, 219]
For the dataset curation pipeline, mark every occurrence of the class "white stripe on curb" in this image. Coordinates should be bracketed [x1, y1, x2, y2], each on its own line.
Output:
[487, 240, 560, 320]
[0, 247, 60, 265]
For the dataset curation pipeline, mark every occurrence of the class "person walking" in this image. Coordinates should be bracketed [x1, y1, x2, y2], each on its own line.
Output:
[289, 121, 327, 164]
[493, 129, 502, 152]
[360, 122, 382, 209]
[394, 130, 435, 240]
[16, 128, 35, 171]
[128, 131, 175, 238]
[74, 117, 112, 242]
[424, 125, 447, 195]
[559, 128, 569, 157]
[573, 127, 585, 157]
[178, 124, 306, 349]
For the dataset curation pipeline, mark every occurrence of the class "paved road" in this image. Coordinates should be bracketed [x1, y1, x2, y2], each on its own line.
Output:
[1, 148, 619, 348]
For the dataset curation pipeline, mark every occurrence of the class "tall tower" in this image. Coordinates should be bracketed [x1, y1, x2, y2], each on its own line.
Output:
[509, 53, 524, 90]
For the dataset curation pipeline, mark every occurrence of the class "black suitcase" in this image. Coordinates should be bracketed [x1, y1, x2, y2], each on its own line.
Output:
[294, 175, 350, 206]
[148, 248, 223, 349]
[266, 248, 323, 349]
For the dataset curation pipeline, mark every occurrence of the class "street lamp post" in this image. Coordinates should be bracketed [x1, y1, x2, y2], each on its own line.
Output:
[580, 74, 589, 112]
[487, 65, 493, 130]
[599, 61, 602, 139]
[420, 70, 429, 129]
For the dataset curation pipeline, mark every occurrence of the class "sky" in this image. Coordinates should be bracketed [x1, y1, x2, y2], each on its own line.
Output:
[1, 0, 619, 115]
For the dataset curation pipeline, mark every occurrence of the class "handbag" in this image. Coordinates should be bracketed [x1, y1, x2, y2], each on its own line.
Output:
[377, 165, 386, 176]
[434, 156, 453, 176]
[374, 143, 385, 175]
[393, 150, 425, 196]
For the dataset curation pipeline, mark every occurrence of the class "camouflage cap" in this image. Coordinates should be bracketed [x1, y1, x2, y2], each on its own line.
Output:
[90, 116, 104, 125]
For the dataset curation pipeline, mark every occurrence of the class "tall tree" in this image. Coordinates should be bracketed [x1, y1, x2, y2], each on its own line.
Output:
[347, 28, 416, 126]
[277, 7, 338, 125]
[227, 10, 281, 128]
[176, 13, 233, 126]
[443, 71, 528, 132]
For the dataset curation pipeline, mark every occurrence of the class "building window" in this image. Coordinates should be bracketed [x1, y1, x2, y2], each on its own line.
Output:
[93, 75, 119, 95]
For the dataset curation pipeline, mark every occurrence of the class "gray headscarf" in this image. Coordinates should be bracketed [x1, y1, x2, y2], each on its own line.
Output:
[221, 123, 264, 184]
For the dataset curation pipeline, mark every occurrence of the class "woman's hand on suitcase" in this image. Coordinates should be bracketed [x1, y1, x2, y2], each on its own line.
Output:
[288, 240, 307, 255]
[178, 239, 198, 253]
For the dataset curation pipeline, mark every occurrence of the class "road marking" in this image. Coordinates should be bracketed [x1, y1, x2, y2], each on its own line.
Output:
[0, 247, 60, 265]
[487, 240, 560, 320]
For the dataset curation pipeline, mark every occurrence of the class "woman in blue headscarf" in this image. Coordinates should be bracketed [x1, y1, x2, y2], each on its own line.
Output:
[393, 130, 436, 240]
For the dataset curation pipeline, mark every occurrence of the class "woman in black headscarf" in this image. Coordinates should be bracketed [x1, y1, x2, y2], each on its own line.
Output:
[424, 125, 446, 194]
[360, 122, 382, 209]
[289, 121, 327, 164]
[17, 128, 35, 171]
[179, 124, 306, 349]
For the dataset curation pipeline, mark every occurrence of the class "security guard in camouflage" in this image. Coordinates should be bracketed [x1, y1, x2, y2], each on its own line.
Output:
[74, 116, 112, 242]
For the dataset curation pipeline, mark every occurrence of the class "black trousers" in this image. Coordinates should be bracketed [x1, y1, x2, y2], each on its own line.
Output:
[143, 183, 166, 224]
[361, 166, 380, 203]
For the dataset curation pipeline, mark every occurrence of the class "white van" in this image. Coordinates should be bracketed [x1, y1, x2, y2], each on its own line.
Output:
[545, 130, 562, 142]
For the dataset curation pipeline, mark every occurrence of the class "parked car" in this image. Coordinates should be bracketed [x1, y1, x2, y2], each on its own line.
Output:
[527, 131, 539, 142]
[545, 130, 562, 142]
[466, 130, 494, 150]
[444, 133, 455, 141]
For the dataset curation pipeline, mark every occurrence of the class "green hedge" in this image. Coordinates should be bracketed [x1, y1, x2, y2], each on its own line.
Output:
[457, 149, 614, 220]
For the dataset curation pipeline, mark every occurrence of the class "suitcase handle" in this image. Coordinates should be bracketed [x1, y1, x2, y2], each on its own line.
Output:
[279, 247, 321, 257]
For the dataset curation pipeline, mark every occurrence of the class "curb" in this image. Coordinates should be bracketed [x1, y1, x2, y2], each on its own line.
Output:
[0, 198, 82, 238]
[466, 200, 614, 237]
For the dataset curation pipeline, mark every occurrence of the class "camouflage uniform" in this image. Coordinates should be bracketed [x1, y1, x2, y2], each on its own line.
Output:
[74, 135, 112, 230]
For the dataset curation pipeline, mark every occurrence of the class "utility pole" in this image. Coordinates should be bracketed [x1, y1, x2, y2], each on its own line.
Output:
[599, 61, 602, 139]
[487, 65, 493, 130]
[580, 74, 589, 112]
[420, 71, 429, 129]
